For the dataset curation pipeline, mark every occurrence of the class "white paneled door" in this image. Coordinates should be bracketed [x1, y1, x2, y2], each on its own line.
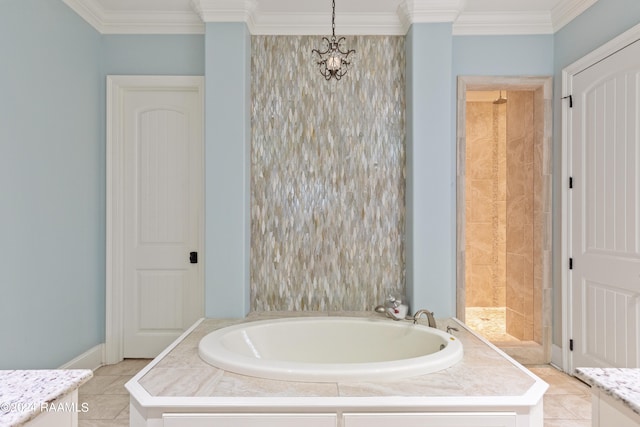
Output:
[569, 40, 640, 369]
[109, 76, 204, 359]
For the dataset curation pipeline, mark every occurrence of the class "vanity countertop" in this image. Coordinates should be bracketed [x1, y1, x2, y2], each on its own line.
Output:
[0, 369, 92, 427]
[576, 367, 640, 416]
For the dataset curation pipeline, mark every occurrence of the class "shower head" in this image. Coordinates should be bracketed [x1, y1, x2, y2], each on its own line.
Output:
[494, 90, 507, 105]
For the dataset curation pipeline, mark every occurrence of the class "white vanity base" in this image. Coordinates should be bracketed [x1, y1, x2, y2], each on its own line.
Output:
[149, 410, 542, 427]
[592, 390, 640, 427]
[126, 314, 547, 427]
[129, 397, 543, 427]
[24, 391, 78, 427]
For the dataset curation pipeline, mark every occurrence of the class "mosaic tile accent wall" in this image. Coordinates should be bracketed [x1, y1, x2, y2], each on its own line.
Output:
[250, 36, 406, 312]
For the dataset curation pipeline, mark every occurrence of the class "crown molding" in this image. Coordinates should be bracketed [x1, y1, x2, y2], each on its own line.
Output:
[63, 0, 204, 34]
[251, 12, 405, 36]
[398, 0, 465, 31]
[453, 11, 554, 36]
[551, 0, 599, 32]
[62, 0, 105, 33]
[100, 11, 204, 35]
[62, 0, 598, 36]
[190, 0, 256, 25]
[192, 1, 403, 35]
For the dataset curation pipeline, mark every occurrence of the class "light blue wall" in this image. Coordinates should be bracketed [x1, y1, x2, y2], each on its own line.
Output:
[0, 0, 103, 368]
[551, 0, 640, 346]
[204, 23, 252, 318]
[0, 1, 205, 368]
[103, 35, 205, 75]
[554, 0, 640, 70]
[405, 24, 455, 317]
[453, 35, 554, 76]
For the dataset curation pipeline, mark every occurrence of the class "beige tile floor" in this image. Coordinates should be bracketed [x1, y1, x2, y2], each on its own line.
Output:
[78, 359, 592, 427]
[528, 365, 593, 427]
[78, 359, 150, 427]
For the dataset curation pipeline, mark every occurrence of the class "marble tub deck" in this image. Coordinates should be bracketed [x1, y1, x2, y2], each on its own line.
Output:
[130, 312, 548, 411]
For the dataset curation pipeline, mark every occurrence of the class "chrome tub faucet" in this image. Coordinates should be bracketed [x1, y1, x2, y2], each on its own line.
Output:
[413, 309, 437, 328]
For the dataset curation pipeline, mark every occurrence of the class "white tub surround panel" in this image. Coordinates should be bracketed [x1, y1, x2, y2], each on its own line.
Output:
[577, 368, 640, 427]
[0, 369, 92, 427]
[126, 313, 548, 427]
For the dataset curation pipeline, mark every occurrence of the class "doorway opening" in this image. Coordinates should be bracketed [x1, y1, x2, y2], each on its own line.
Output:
[456, 76, 553, 364]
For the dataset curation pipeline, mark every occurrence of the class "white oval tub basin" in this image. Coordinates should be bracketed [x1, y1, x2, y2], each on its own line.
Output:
[198, 317, 463, 383]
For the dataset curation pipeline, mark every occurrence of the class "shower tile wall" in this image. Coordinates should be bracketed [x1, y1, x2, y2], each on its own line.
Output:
[465, 101, 506, 308]
[250, 36, 406, 312]
[505, 91, 537, 342]
[532, 87, 550, 347]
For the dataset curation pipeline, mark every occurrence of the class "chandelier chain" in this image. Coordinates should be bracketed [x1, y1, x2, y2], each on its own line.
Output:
[331, 0, 336, 38]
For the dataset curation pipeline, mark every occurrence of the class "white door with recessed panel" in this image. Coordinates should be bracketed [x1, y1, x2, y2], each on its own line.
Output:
[108, 76, 204, 359]
[569, 39, 640, 370]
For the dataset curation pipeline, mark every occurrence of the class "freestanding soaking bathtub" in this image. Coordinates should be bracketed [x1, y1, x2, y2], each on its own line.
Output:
[198, 316, 463, 382]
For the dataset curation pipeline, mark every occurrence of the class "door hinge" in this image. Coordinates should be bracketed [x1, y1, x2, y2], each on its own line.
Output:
[562, 94, 573, 108]
[569, 339, 574, 351]
[569, 176, 573, 189]
[569, 258, 573, 270]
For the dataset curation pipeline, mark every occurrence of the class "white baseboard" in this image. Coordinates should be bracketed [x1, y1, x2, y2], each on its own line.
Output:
[59, 343, 105, 371]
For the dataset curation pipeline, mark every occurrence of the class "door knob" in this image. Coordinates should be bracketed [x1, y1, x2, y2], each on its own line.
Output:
[189, 252, 198, 264]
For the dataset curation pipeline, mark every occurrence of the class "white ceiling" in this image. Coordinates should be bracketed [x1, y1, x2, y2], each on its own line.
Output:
[62, 0, 600, 35]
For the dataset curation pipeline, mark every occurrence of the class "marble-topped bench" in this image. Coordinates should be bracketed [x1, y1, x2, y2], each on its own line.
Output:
[577, 367, 640, 427]
[0, 369, 92, 427]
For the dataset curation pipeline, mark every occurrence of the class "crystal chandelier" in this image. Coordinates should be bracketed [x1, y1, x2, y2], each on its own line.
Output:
[311, 0, 355, 81]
